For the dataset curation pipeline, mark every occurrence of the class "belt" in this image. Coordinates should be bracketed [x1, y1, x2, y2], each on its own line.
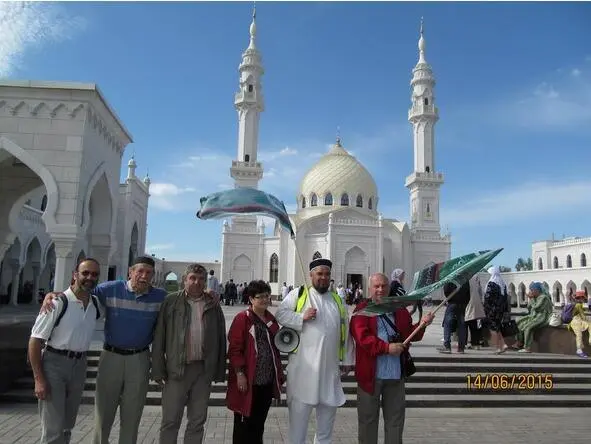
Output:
[46, 345, 87, 359]
[104, 344, 149, 356]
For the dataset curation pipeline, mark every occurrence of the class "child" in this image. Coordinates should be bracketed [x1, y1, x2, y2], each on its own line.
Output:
[567, 290, 590, 358]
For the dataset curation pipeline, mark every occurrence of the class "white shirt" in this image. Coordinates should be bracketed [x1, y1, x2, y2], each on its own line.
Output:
[281, 285, 289, 299]
[30, 288, 98, 352]
[275, 286, 355, 407]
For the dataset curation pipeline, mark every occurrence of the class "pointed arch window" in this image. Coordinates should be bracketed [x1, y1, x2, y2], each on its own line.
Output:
[40, 195, 48, 212]
[566, 255, 572, 268]
[581, 253, 587, 267]
[553, 257, 559, 269]
[538, 258, 543, 270]
[313, 251, 322, 260]
[324, 193, 333, 206]
[368, 197, 373, 210]
[340, 193, 349, 206]
[356, 194, 363, 208]
[301, 195, 306, 208]
[269, 253, 279, 283]
[311, 193, 318, 207]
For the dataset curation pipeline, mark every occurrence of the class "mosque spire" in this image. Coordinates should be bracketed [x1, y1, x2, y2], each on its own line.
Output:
[248, 2, 257, 50]
[418, 16, 427, 64]
[336, 126, 341, 146]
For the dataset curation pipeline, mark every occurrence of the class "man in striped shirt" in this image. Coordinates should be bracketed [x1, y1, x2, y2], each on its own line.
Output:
[43, 255, 167, 444]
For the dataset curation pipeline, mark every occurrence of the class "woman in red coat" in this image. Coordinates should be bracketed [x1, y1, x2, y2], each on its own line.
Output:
[226, 280, 285, 444]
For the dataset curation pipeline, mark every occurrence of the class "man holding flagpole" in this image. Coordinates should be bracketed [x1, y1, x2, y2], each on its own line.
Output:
[275, 258, 355, 444]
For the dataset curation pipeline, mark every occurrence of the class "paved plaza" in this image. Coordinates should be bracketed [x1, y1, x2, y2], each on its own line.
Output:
[1, 303, 590, 443]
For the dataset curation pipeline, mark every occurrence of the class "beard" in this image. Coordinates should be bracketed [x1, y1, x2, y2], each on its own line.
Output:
[314, 284, 330, 294]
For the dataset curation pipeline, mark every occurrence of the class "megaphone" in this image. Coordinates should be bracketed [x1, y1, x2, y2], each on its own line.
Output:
[274, 327, 300, 353]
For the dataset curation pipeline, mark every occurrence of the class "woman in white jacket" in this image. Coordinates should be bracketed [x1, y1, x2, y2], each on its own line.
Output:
[465, 275, 486, 349]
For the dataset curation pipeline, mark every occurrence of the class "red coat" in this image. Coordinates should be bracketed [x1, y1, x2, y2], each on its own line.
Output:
[226, 308, 285, 417]
[350, 300, 425, 394]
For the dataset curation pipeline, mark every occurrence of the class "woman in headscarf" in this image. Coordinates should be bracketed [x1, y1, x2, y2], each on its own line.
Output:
[514, 282, 554, 353]
[389, 268, 422, 321]
[483, 266, 510, 354]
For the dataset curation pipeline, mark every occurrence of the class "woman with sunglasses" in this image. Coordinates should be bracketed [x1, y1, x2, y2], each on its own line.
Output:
[226, 280, 285, 444]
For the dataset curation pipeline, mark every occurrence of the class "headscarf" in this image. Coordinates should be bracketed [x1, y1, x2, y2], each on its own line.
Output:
[529, 281, 544, 293]
[391, 268, 404, 283]
[487, 266, 507, 293]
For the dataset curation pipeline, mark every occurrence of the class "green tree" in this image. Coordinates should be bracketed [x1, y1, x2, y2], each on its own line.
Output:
[515, 257, 533, 271]
[499, 266, 512, 272]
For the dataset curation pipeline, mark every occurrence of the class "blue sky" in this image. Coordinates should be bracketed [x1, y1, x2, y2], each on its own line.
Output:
[3, 1, 591, 270]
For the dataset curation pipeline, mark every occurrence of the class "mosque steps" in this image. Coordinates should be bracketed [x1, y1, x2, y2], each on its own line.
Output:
[3, 352, 591, 408]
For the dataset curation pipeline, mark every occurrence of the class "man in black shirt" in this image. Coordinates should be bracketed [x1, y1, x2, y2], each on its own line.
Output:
[437, 282, 470, 354]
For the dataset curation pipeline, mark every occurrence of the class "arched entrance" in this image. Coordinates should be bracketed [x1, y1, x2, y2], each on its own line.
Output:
[232, 254, 252, 285]
[345, 246, 368, 291]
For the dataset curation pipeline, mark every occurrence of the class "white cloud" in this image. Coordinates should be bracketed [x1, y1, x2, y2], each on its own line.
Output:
[442, 181, 591, 228]
[0, 2, 86, 76]
[150, 183, 196, 197]
[149, 182, 196, 210]
[146, 243, 174, 252]
[497, 59, 591, 131]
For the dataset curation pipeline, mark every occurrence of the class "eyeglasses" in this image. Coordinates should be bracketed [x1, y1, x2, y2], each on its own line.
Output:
[78, 271, 99, 278]
[253, 293, 270, 300]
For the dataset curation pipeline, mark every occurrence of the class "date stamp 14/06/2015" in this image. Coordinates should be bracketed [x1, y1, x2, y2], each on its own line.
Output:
[466, 373, 554, 391]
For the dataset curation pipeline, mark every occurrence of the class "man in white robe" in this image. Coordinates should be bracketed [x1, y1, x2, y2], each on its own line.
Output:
[276, 258, 355, 444]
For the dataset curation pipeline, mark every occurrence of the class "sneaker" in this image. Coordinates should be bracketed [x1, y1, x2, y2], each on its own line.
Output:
[576, 350, 588, 358]
[437, 347, 452, 354]
[466, 344, 472, 349]
[456, 348, 465, 354]
[517, 348, 531, 353]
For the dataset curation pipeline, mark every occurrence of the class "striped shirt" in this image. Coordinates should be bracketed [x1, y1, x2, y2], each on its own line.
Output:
[375, 314, 402, 380]
[186, 296, 206, 362]
[93, 280, 167, 349]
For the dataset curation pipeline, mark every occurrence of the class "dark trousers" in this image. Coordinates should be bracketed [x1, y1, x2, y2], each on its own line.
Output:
[465, 319, 481, 346]
[233, 383, 273, 444]
[409, 301, 423, 320]
[443, 304, 467, 350]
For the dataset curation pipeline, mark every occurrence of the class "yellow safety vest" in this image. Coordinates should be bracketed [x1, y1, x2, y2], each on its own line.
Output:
[294, 286, 347, 361]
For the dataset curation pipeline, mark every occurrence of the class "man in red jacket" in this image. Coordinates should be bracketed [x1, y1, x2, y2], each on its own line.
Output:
[350, 273, 434, 444]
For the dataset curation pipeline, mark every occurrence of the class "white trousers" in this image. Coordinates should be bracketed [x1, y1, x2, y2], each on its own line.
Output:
[288, 398, 337, 444]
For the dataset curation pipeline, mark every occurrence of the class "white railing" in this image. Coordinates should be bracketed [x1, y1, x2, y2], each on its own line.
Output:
[551, 237, 591, 247]
[231, 160, 262, 169]
[20, 205, 44, 226]
[333, 218, 379, 227]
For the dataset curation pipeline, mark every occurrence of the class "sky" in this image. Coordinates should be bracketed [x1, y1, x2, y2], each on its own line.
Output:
[2, 1, 591, 271]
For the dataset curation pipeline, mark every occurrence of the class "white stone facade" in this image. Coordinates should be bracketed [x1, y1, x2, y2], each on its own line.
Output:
[219, 16, 451, 294]
[500, 236, 591, 307]
[0, 80, 151, 305]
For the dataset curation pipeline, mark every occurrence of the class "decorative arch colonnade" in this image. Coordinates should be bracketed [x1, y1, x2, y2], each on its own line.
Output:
[0, 82, 136, 305]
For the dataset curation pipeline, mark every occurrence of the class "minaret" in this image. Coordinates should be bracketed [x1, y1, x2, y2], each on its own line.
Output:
[230, 4, 264, 189]
[405, 18, 444, 234]
[126, 155, 137, 181]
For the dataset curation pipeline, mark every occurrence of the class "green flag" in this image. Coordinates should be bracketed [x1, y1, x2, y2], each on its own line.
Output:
[357, 248, 503, 316]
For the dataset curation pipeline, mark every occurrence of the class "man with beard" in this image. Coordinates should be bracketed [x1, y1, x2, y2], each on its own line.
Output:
[29, 258, 102, 444]
[275, 258, 355, 444]
[42, 255, 168, 444]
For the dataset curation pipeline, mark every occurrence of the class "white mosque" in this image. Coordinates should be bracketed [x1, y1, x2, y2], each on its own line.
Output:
[217, 14, 451, 294]
[3, 8, 585, 306]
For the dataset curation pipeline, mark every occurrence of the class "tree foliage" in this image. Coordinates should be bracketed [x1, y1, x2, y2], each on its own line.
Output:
[515, 257, 533, 271]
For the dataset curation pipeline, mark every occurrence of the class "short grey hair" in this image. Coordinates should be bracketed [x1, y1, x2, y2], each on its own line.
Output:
[369, 273, 389, 286]
[182, 263, 207, 283]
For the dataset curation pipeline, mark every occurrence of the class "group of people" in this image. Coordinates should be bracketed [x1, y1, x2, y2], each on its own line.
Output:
[29, 255, 436, 444]
[435, 266, 590, 358]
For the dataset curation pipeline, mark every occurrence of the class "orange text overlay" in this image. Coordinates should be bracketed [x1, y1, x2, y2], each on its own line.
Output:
[466, 373, 554, 391]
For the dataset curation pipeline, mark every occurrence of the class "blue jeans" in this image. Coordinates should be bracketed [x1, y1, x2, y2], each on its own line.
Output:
[443, 304, 467, 350]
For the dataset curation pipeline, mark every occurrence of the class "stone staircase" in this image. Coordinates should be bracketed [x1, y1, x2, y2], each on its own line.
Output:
[2, 351, 591, 408]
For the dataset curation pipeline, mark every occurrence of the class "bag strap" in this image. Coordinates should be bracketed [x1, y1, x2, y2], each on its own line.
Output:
[48, 295, 69, 340]
[90, 295, 101, 320]
[380, 313, 401, 337]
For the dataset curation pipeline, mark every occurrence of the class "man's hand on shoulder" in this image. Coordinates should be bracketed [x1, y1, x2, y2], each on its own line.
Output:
[40, 292, 63, 314]
[205, 290, 220, 305]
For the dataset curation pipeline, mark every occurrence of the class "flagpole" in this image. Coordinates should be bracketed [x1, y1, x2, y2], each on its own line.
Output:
[290, 235, 315, 309]
[402, 284, 464, 346]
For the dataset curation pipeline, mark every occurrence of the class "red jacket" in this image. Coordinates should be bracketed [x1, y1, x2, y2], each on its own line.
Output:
[226, 308, 285, 417]
[350, 300, 425, 394]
